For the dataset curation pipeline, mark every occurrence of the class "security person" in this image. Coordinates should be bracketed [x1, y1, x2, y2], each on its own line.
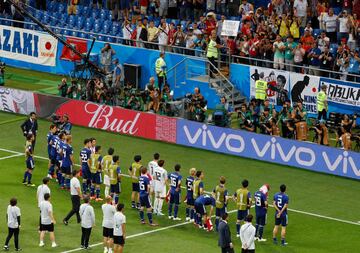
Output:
[63, 170, 82, 225]
[20, 112, 38, 150]
[207, 30, 222, 78]
[155, 52, 167, 91]
[317, 84, 328, 121]
[255, 72, 267, 106]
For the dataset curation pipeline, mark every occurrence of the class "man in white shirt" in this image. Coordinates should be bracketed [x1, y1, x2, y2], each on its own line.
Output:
[102, 196, 116, 253]
[153, 160, 168, 215]
[293, 0, 307, 27]
[317, 31, 330, 52]
[80, 196, 95, 250]
[148, 153, 160, 197]
[240, 214, 256, 253]
[4, 198, 21, 251]
[323, 8, 338, 43]
[64, 170, 82, 225]
[37, 177, 51, 207]
[113, 203, 126, 253]
[338, 11, 350, 43]
[39, 193, 57, 248]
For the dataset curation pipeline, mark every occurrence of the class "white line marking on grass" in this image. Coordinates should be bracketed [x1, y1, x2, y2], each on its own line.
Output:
[1, 147, 360, 251]
[0, 153, 23, 160]
[61, 209, 238, 253]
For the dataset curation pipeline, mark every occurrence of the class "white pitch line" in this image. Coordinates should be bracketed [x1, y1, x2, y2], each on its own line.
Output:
[0, 153, 23, 160]
[61, 209, 238, 253]
[1, 147, 360, 250]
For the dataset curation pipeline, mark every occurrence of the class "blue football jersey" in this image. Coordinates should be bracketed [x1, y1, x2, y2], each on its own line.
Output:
[139, 175, 150, 197]
[273, 192, 289, 216]
[196, 194, 216, 206]
[62, 144, 73, 168]
[186, 176, 194, 197]
[80, 148, 91, 169]
[254, 191, 267, 216]
[168, 172, 182, 194]
[56, 139, 64, 161]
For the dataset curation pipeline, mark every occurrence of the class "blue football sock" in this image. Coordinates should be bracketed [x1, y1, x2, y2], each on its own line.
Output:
[131, 201, 135, 208]
[190, 209, 195, 220]
[259, 226, 264, 239]
[255, 224, 259, 236]
[168, 203, 173, 216]
[66, 178, 70, 188]
[23, 171, 28, 182]
[90, 185, 95, 196]
[281, 238, 286, 245]
[27, 173, 32, 183]
[174, 205, 179, 218]
[236, 223, 240, 234]
[114, 194, 119, 204]
[82, 182, 87, 194]
[185, 207, 190, 218]
[139, 210, 144, 221]
[48, 164, 55, 175]
[96, 188, 100, 198]
[147, 212, 153, 224]
[215, 217, 220, 231]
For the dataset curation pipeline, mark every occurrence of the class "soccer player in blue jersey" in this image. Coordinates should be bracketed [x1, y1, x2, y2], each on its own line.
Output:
[23, 134, 35, 186]
[139, 166, 157, 226]
[273, 184, 289, 246]
[168, 164, 182, 221]
[194, 194, 215, 229]
[254, 184, 270, 242]
[185, 168, 196, 222]
[61, 135, 74, 190]
[47, 125, 58, 178]
[55, 133, 66, 187]
[80, 139, 92, 194]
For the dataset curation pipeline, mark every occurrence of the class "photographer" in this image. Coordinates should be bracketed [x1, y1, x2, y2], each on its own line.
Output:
[279, 101, 295, 139]
[100, 43, 115, 73]
[312, 120, 329, 145]
[126, 93, 144, 111]
[238, 104, 254, 132]
[0, 60, 5, 86]
[190, 87, 205, 112]
[213, 97, 233, 127]
[60, 115, 72, 135]
[67, 80, 82, 100]
[259, 108, 272, 135]
[292, 101, 307, 123]
[147, 85, 161, 113]
[339, 114, 357, 150]
[58, 78, 69, 97]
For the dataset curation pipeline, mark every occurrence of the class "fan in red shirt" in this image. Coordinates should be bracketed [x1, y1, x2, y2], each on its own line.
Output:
[167, 23, 176, 46]
[241, 20, 252, 38]
[204, 12, 217, 36]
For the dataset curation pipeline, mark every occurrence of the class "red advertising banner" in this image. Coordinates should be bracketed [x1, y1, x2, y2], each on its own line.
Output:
[55, 100, 177, 142]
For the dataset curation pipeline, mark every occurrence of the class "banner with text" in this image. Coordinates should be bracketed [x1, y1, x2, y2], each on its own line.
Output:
[249, 66, 290, 106]
[221, 20, 240, 36]
[319, 78, 360, 110]
[0, 87, 36, 114]
[176, 119, 360, 180]
[0, 25, 58, 66]
[289, 73, 320, 114]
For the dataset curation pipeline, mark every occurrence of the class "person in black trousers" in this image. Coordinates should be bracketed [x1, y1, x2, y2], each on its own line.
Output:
[80, 196, 95, 250]
[218, 213, 234, 253]
[4, 198, 21, 251]
[63, 170, 82, 225]
[20, 112, 38, 151]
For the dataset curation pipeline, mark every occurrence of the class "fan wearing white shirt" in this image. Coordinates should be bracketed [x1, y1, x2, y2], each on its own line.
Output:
[240, 214, 256, 253]
[153, 160, 168, 215]
[148, 153, 160, 196]
[102, 196, 116, 253]
[39, 193, 57, 248]
[4, 198, 21, 251]
[63, 170, 82, 225]
[113, 203, 126, 253]
[80, 196, 96, 250]
[36, 177, 51, 230]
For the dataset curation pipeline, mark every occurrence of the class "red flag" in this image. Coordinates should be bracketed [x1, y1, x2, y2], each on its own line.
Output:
[60, 37, 87, 62]
[205, 218, 213, 232]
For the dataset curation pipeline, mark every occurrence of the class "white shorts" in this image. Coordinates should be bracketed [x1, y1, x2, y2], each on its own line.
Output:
[273, 57, 284, 70]
[103, 175, 110, 186]
[154, 184, 166, 198]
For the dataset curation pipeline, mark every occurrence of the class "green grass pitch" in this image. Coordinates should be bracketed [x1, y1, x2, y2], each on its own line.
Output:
[0, 111, 359, 253]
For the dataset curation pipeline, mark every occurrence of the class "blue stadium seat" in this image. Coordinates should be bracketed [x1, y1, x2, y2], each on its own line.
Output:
[330, 43, 338, 55]
[85, 21, 93, 31]
[103, 23, 110, 34]
[63, 29, 70, 36]
[333, 7, 341, 15]
[48, 1, 58, 12]
[70, 30, 78, 37]
[76, 5, 83, 16]
[76, 18, 84, 29]
[79, 32, 89, 39]
[94, 23, 101, 33]
[42, 14, 50, 24]
[50, 18, 57, 26]
[111, 24, 119, 35]
[313, 29, 323, 37]
[91, 9, 100, 19]
[83, 6, 90, 17]
[106, 36, 115, 43]
[97, 35, 106, 41]
[58, 3, 65, 14]
[34, 10, 43, 21]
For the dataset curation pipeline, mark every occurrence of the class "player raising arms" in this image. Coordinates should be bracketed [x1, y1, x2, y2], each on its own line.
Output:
[61, 135, 74, 190]
[254, 184, 270, 242]
[129, 155, 142, 209]
[234, 179, 252, 238]
[90, 146, 103, 201]
[102, 148, 115, 197]
[80, 139, 92, 194]
[185, 168, 196, 222]
[273, 184, 289, 246]
[194, 194, 215, 230]
[153, 160, 167, 216]
[168, 164, 182, 220]
[47, 125, 58, 178]
[23, 134, 35, 187]
[109, 156, 122, 205]
[139, 166, 158, 226]
[213, 176, 228, 232]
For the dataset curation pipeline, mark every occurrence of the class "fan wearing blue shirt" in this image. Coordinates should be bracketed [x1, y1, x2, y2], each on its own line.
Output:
[168, 164, 182, 221]
[273, 184, 289, 246]
[139, 166, 157, 226]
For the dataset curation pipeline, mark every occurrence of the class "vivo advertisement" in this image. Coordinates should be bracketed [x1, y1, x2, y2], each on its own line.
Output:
[176, 120, 360, 180]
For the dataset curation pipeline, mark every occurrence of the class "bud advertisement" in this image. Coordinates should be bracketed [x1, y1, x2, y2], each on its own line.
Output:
[0, 87, 36, 114]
